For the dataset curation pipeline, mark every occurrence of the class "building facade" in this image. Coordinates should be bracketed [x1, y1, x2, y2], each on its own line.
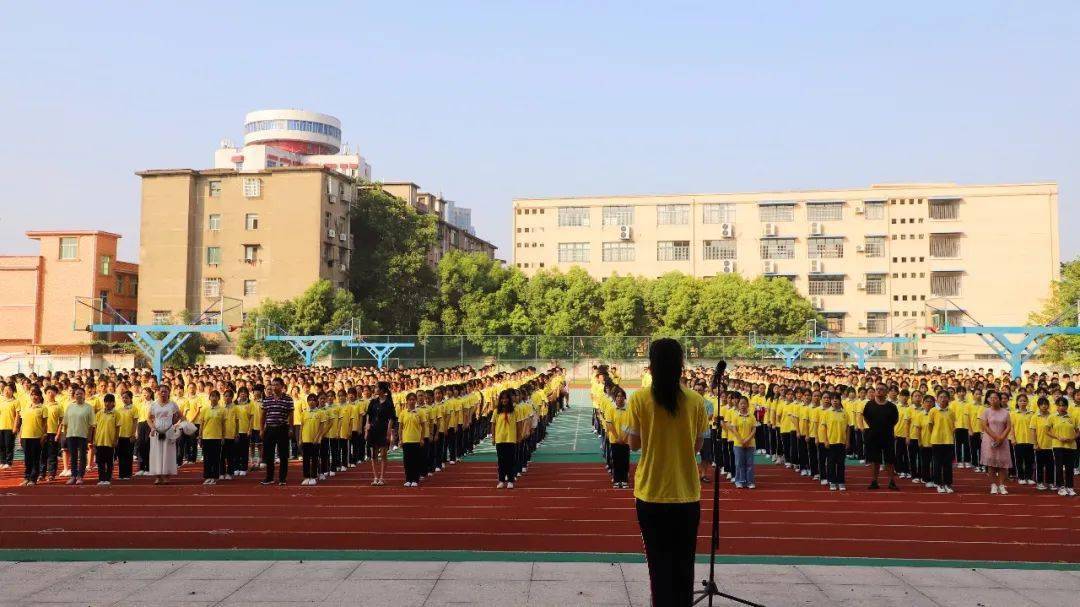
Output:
[512, 183, 1060, 360]
[381, 182, 497, 267]
[0, 231, 138, 354]
[136, 167, 354, 327]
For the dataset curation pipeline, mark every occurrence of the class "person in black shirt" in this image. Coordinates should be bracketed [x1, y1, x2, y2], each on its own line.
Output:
[365, 381, 397, 486]
[862, 383, 900, 490]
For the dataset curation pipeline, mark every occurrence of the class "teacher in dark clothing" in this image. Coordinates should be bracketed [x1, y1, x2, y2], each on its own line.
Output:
[260, 378, 294, 486]
[862, 383, 900, 491]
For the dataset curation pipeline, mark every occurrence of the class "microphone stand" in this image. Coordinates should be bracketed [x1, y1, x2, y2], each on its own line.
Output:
[693, 376, 764, 607]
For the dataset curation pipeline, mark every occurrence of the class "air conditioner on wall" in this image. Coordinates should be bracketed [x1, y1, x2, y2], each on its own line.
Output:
[328, 228, 336, 238]
[339, 232, 347, 242]
[340, 264, 347, 271]
[720, 223, 734, 238]
[810, 222, 824, 235]
[855, 244, 866, 253]
[762, 223, 778, 237]
[763, 261, 777, 274]
[618, 225, 632, 240]
[855, 206, 865, 214]
[858, 321, 868, 330]
[721, 260, 736, 273]
[810, 260, 824, 273]
[856, 281, 866, 291]
[811, 297, 824, 309]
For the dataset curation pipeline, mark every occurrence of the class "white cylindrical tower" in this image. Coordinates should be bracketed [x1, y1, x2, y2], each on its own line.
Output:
[243, 109, 342, 155]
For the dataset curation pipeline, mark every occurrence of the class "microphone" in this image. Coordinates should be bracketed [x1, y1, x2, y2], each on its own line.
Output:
[710, 360, 727, 390]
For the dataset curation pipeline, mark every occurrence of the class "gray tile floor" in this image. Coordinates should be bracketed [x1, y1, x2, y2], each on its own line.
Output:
[2, 560, 1078, 606]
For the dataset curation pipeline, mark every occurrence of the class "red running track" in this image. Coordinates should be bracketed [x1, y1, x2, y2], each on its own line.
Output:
[1, 460, 1077, 562]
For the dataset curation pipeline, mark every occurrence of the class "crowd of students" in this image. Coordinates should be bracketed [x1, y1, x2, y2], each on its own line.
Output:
[0, 364, 567, 489]
[588, 364, 1079, 497]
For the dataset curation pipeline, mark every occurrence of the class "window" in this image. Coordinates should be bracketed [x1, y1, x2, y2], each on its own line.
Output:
[866, 312, 889, 334]
[202, 278, 221, 298]
[929, 199, 960, 220]
[100, 255, 112, 276]
[59, 237, 78, 260]
[807, 203, 843, 221]
[558, 207, 590, 227]
[702, 240, 736, 260]
[656, 204, 690, 225]
[864, 202, 885, 220]
[131, 278, 138, 296]
[242, 177, 262, 198]
[865, 274, 886, 295]
[864, 236, 886, 258]
[929, 233, 961, 258]
[807, 237, 844, 259]
[152, 311, 170, 325]
[558, 242, 590, 263]
[602, 206, 634, 226]
[760, 238, 796, 259]
[657, 241, 690, 261]
[808, 276, 844, 295]
[823, 313, 845, 334]
[209, 180, 222, 197]
[243, 245, 259, 263]
[758, 204, 795, 222]
[243, 280, 257, 296]
[702, 204, 735, 224]
[931, 271, 962, 296]
[208, 214, 221, 231]
[206, 246, 221, 265]
[602, 242, 635, 262]
[116, 275, 125, 295]
[245, 213, 259, 230]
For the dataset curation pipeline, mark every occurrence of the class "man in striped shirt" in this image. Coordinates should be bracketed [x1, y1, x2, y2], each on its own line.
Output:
[260, 378, 294, 486]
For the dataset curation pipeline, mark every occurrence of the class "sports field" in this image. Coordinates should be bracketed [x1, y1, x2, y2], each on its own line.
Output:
[1, 390, 1077, 566]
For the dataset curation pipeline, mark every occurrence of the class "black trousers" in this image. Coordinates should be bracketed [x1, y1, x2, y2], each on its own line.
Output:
[1053, 448, 1075, 488]
[827, 443, 846, 485]
[95, 446, 114, 482]
[0, 429, 15, 465]
[319, 439, 331, 474]
[302, 442, 318, 478]
[636, 499, 701, 607]
[496, 442, 516, 482]
[116, 437, 134, 479]
[67, 436, 89, 478]
[185, 425, 200, 462]
[933, 444, 954, 486]
[907, 439, 920, 478]
[611, 443, 630, 483]
[969, 432, 982, 468]
[221, 439, 234, 475]
[1036, 448, 1054, 485]
[894, 437, 909, 474]
[954, 428, 969, 464]
[21, 437, 43, 481]
[202, 439, 221, 479]
[920, 446, 934, 483]
[1014, 443, 1034, 482]
[137, 422, 150, 472]
[403, 442, 422, 483]
[43, 434, 60, 477]
[235, 434, 249, 471]
[263, 425, 290, 483]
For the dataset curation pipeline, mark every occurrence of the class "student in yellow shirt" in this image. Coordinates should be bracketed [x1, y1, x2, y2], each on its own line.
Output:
[1032, 397, 1056, 490]
[250, 385, 265, 472]
[198, 390, 226, 485]
[725, 394, 758, 489]
[399, 392, 424, 487]
[42, 386, 65, 480]
[93, 394, 120, 485]
[929, 390, 957, 493]
[918, 395, 936, 486]
[14, 387, 47, 485]
[493, 389, 518, 488]
[824, 391, 850, 491]
[0, 383, 17, 468]
[605, 386, 631, 489]
[1048, 397, 1077, 496]
[233, 387, 253, 476]
[220, 389, 238, 480]
[299, 393, 323, 486]
[1010, 394, 1035, 485]
[115, 391, 137, 480]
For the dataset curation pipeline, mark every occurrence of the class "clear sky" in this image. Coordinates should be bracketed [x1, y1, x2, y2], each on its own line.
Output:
[1, 1, 1077, 262]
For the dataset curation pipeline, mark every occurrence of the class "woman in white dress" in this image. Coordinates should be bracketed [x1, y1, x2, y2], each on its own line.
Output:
[148, 385, 182, 485]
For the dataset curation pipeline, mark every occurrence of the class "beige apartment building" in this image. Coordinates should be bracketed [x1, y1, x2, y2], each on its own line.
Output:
[137, 167, 354, 326]
[0, 230, 138, 354]
[381, 182, 498, 266]
[512, 183, 1060, 360]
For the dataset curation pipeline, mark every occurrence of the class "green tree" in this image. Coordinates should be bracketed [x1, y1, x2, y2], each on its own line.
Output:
[237, 280, 361, 365]
[1031, 259, 1080, 366]
[349, 185, 438, 334]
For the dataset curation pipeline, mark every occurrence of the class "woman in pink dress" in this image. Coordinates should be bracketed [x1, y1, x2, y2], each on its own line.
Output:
[979, 391, 1013, 495]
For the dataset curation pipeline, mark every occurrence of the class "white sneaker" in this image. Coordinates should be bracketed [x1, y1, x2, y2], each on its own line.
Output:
[734, 482, 744, 489]
[927, 482, 937, 488]
[507, 482, 514, 489]
[259, 463, 266, 469]
[1058, 488, 1068, 496]
[838, 484, 845, 491]
[1068, 488, 1077, 496]
[203, 479, 211, 485]
[208, 479, 216, 485]
[1037, 483, 1047, 490]
[404, 482, 411, 487]
[945, 486, 955, 494]
[319, 474, 327, 480]
[820, 479, 828, 486]
[829, 484, 837, 491]
[999, 486, 1008, 495]
[60, 470, 72, 477]
[497, 482, 505, 489]
[813, 474, 820, 480]
[223, 474, 233, 481]
[329, 471, 336, 477]
[97, 481, 109, 486]
[990, 484, 999, 495]
[937, 486, 946, 493]
[913, 478, 923, 484]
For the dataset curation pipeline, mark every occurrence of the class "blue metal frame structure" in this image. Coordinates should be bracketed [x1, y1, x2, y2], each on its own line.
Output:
[259, 319, 358, 367]
[752, 342, 826, 368]
[343, 340, 416, 369]
[814, 335, 913, 370]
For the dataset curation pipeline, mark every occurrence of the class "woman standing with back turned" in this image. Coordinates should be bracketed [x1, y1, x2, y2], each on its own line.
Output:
[627, 338, 708, 607]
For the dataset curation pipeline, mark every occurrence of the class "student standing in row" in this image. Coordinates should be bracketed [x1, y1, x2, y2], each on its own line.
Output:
[726, 394, 757, 489]
[493, 389, 517, 488]
[93, 394, 119, 485]
[605, 387, 631, 489]
[929, 391, 956, 493]
[979, 391, 1013, 495]
[115, 391, 136, 480]
[1049, 397, 1077, 496]
[59, 387, 95, 486]
[199, 390, 225, 485]
[0, 383, 18, 469]
[14, 388, 47, 485]
[366, 382, 396, 486]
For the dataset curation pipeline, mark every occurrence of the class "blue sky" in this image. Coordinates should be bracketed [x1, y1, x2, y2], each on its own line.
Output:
[1, 1, 1077, 262]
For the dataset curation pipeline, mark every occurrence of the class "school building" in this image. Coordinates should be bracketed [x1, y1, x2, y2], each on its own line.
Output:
[0, 230, 139, 354]
[512, 182, 1061, 361]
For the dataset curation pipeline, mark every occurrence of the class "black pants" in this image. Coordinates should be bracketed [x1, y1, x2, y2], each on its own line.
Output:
[202, 439, 221, 479]
[1036, 448, 1054, 485]
[1054, 448, 1075, 488]
[894, 437, 909, 475]
[954, 428, 969, 465]
[907, 439, 920, 478]
[319, 439, 331, 474]
[95, 446, 114, 482]
[827, 443, 846, 485]
[302, 442, 318, 478]
[1014, 443, 1034, 482]
[403, 442, 422, 483]
[263, 425, 290, 482]
[185, 425, 200, 462]
[116, 437, 134, 479]
[933, 444, 954, 487]
[67, 436, 89, 478]
[920, 446, 934, 483]
[137, 422, 150, 472]
[0, 429, 14, 465]
[234, 434, 249, 471]
[611, 443, 630, 483]
[969, 432, 982, 468]
[43, 434, 60, 477]
[496, 442, 516, 482]
[21, 438, 42, 482]
[636, 499, 701, 607]
[221, 439, 234, 475]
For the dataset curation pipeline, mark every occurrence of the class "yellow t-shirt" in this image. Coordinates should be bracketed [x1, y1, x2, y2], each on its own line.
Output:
[779, 401, 796, 434]
[44, 402, 65, 434]
[18, 404, 47, 439]
[825, 409, 848, 446]
[493, 410, 518, 444]
[929, 407, 956, 446]
[93, 411, 119, 447]
[1010, 410, 1034, 445]
[919, 408, 935, 445]
[199, 406, 226, 440]
[729, 413, 757, 448]
[627, 386, 707, 504]
[399, 409, 423, 444]
[116, 406, 137, 439]
[234, 402, 252, 434]
[0, 397, 17, 430]
[1033, 413, 1055, 450]
[300, 408, 323, 444]
[1050, 414, 1077, 449]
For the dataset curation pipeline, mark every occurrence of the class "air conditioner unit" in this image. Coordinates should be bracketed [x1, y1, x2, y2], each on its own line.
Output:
[721, 260, 736, 273]
[811, 297, 824, 309]
[763, 223, 778, 237]
[618, 225, 633, 241]
[339, 232, 347, 242]
[328, 228, 337, 238]
[855, 244, 866, 253]
[762, 261, 777, 274]
[855, 206, 865, 215]
[858, 321, 868, 330]
[340, 264, 347, 271]
[720, 223, 735, 238]
[328, 194, 338, 203]
[856, 281, 866, 291]
[810, 222, 824, 235]
[810, 260, 824, 273]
